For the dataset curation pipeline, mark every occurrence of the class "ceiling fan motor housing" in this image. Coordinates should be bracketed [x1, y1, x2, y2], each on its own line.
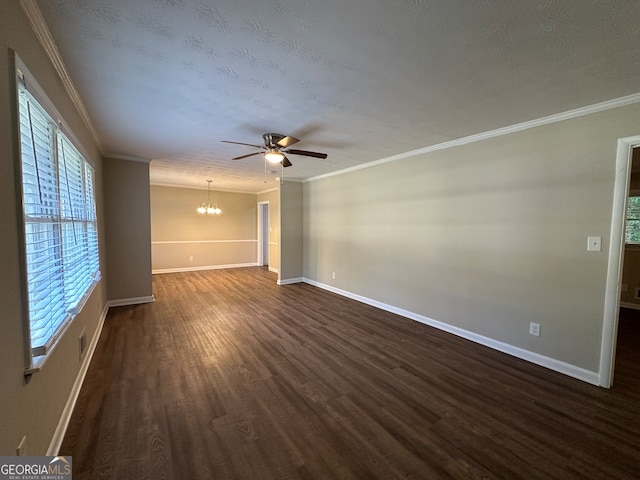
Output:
[263, 133, 286, 147]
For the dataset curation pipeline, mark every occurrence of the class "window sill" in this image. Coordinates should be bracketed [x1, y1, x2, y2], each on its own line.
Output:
[25, 355, 47, 375]
[24, 274, 101, 377]
[24, 316, 73, 376]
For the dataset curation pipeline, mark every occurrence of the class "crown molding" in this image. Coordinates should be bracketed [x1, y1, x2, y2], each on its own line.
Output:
[306, 92, 640, 183]
[150, 182, 260, 195]
[20, 0, 102, 151]
[103, 153, 151, 164]
[257, 187, 279, 195]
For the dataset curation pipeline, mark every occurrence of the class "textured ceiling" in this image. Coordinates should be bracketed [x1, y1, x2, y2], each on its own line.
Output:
[35, 0, 640, 193]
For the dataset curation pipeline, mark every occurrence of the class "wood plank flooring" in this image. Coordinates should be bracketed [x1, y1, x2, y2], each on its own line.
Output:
[61, 267, 640, 479]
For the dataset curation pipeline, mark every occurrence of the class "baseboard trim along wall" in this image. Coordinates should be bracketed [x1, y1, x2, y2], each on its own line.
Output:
[269, 266, 279, 274]
[47, 303, 109, 455]
[152, 263, 258, 274]
[277, 277, 303, 286]
[303, 278, 600, 386]
[107, 295, 156, 307]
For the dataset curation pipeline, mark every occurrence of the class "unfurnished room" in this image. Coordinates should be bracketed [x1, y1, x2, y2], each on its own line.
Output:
[1, 1, 640, 479]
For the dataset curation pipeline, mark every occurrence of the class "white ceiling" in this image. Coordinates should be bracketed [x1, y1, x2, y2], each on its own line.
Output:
[35, 0, 640, 193]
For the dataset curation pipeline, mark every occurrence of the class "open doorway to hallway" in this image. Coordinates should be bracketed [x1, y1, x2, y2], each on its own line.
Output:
[617, 147, 640, 385]
[620, 148, 640, 309]
[602, 138, 640, 387]
[258, 202, 269, 267]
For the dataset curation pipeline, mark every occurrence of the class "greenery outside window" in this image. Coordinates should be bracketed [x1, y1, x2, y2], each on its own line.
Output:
[625, 195, 640, 244]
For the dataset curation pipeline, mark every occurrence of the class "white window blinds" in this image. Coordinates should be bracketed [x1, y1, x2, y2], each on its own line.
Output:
[18, 82, 100, 358]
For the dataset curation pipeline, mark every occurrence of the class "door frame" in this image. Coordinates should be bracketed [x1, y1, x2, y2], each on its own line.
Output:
[257, 201, 269, 267]
[600, 135, 640, 387]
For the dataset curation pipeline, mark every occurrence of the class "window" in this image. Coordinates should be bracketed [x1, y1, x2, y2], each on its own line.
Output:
[17, 77, 100, 363]
[626, 195, 640, 244]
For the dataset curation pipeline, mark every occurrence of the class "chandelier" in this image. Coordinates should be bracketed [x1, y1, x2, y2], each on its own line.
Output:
[196, 180, 222, 215]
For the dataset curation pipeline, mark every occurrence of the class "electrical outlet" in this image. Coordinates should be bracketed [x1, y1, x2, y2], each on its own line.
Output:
[17, 435, 27, 456]
[189, 256, 194, 262]
[529, 322, 541, 337]
[332, 272, 336, 279]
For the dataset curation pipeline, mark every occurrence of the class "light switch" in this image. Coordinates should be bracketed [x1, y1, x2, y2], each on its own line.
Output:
[587, 236, 602, 252]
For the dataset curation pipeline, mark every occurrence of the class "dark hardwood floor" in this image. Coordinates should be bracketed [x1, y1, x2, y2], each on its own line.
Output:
[61, 267, 640, 479]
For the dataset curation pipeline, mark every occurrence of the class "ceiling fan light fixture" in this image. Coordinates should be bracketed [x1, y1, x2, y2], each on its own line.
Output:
[265, 149, 284, 163]
[223, 133, 327, 170]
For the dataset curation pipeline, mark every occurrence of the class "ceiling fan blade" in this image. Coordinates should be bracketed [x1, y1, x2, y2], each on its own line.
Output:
[222, 140, 264, 148]
[281, 156, 293, 168]
[285, 149, 327, 159]
[233, 151, 263, 160]
[277, 136, 300, 148]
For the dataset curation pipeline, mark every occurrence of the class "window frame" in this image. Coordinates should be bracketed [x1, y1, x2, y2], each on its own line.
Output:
[625, 192, 640, 246]
[14, 57, 101, 373]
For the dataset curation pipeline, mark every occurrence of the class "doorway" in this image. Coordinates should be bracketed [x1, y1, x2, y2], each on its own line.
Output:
[258, 202, 269, 267]
[601, 138, 640, 387]
[614, 147, 640, 384]
[619, 148, 640, 311]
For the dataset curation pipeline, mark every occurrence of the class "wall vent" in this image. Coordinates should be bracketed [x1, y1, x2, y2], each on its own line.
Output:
[78, 328, 87, 361]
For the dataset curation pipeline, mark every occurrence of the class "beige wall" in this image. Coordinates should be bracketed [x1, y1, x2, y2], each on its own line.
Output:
[103, 157, 153, 301]
[257, 188, 280, 273]
[280, 181, 303, 281]
[304, 102, 640, 374]
[0, 0, 107, 455]
[150, 185, 257, 271]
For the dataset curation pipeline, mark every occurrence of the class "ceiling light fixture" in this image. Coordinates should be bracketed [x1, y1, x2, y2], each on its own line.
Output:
[197, 179, 222, 215]
[264, 148, 284, 163]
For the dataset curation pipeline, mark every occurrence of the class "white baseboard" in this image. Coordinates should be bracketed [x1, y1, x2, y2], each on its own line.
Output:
[269, 266, 279, 273]
[107, 295, 155, 308]
[47, 303, 109, 455]
[277, 277, 303, 285]
[152, 262, 258, 274]
[303, 278, 600, 386]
